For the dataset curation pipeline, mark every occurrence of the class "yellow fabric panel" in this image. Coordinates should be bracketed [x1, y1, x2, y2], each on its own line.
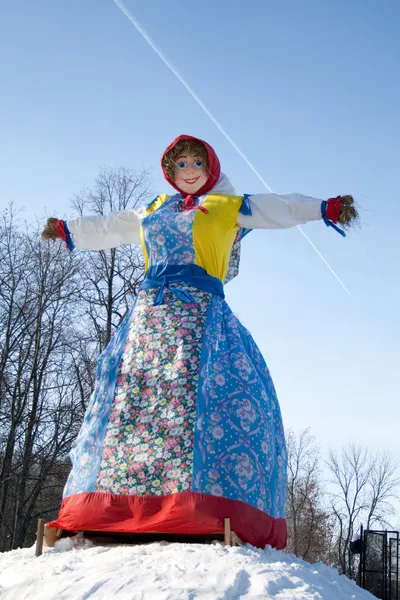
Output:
[193, 194, 243, 281]
[146, 194, 170, 216]
[140, 195, 170, 272]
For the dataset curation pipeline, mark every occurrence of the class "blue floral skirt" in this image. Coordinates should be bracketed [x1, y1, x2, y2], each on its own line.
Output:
[49, 285, 288, 548]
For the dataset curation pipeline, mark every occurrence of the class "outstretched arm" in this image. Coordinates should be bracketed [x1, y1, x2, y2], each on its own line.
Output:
[237, 193, 357, 231]
[237, 193, 322, 229]
[42, 210, 142, 251]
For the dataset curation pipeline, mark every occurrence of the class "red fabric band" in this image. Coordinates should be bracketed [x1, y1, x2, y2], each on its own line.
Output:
[326, 197, 342, 224]
[47, 491, 287, 550]
[55, 219, 67, 242]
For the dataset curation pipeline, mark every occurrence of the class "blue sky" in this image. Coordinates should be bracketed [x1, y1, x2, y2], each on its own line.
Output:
[1, 0, 399, 495]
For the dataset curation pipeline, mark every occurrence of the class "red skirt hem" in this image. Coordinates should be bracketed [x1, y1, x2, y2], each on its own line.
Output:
[47, 491, 287, 549]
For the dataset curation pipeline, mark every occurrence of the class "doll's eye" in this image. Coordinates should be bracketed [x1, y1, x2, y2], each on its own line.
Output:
[194, 160, 203, 168]
[178, 161, 187, 169]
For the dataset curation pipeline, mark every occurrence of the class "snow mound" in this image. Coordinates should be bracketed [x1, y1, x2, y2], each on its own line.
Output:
[0, 537, 375, 599]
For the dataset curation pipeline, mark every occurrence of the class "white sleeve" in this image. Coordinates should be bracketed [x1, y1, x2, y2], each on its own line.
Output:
[66, 209, 142, 250]
[237, 193, 323, 229]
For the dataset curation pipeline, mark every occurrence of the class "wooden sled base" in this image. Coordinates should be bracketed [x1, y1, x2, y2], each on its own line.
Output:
[39, 518, 244, 556]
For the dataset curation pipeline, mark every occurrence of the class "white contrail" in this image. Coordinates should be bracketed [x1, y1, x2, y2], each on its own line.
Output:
[112, 0, 350, 295]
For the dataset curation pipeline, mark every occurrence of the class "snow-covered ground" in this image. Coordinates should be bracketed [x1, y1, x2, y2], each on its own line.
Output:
[0, 536, 375, 600]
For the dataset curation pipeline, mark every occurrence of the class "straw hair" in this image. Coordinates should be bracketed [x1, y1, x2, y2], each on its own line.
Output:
[338, 195, 359, 227]
[42, 217, 59, 240]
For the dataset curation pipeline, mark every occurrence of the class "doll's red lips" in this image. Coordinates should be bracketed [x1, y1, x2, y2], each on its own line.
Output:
[183, 177, 200, 184]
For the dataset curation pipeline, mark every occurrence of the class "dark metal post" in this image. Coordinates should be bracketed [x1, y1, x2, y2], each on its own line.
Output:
[359, 524, 364, 588]
[394, 532, 399, 600]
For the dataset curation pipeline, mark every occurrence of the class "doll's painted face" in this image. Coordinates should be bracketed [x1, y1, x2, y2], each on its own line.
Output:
[173, 153, 209, 194]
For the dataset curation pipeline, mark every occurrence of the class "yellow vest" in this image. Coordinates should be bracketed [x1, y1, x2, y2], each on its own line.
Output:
[140, 194, 244, 282]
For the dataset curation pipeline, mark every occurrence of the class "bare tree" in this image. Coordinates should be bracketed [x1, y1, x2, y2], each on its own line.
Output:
[71, 166, 150, 351]
[0, 206, 83, 549]
[326, 444, 400, 579]
[0, 166, 151, 550]
[286, 428, 333, 562]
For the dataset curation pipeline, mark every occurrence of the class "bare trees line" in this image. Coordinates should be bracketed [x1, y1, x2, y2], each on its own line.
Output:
[286, 428, 399, 579]
[0, 167, 149, 551]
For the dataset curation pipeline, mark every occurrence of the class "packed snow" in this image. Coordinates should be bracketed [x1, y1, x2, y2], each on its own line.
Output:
[0, 536, 375, 600]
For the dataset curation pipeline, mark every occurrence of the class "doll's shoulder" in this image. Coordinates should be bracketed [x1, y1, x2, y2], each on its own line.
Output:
[144, 194, 171, 216]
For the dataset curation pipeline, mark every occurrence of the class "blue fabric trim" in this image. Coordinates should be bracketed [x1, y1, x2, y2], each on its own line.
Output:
[192, 295, 216, 491]
[239, 227, 252, 240]
[63, 221, 76, 252]
[239, 194, 252, 216]
[321, 201, 346, 237]
[238, 195, 253, 240]
[154, 285, 196, 306]
[141, 264, 224, 305]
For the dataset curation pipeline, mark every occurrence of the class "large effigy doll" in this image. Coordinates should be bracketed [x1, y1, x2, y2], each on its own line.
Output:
[43, 135, 356, 548]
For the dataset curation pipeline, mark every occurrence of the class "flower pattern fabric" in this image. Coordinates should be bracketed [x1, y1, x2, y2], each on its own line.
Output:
[193, 297, 287, 518]
[142, 196, 197, 266]
[63, 301, 137, 497]
[224, 226, 252, 284]
[95, 285, 210, 496]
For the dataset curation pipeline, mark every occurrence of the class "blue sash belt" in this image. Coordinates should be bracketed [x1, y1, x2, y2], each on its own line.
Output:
[140, 264, 225, 306]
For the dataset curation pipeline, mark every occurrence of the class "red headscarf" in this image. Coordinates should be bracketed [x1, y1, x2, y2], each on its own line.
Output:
[161, 135, 221, 212]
